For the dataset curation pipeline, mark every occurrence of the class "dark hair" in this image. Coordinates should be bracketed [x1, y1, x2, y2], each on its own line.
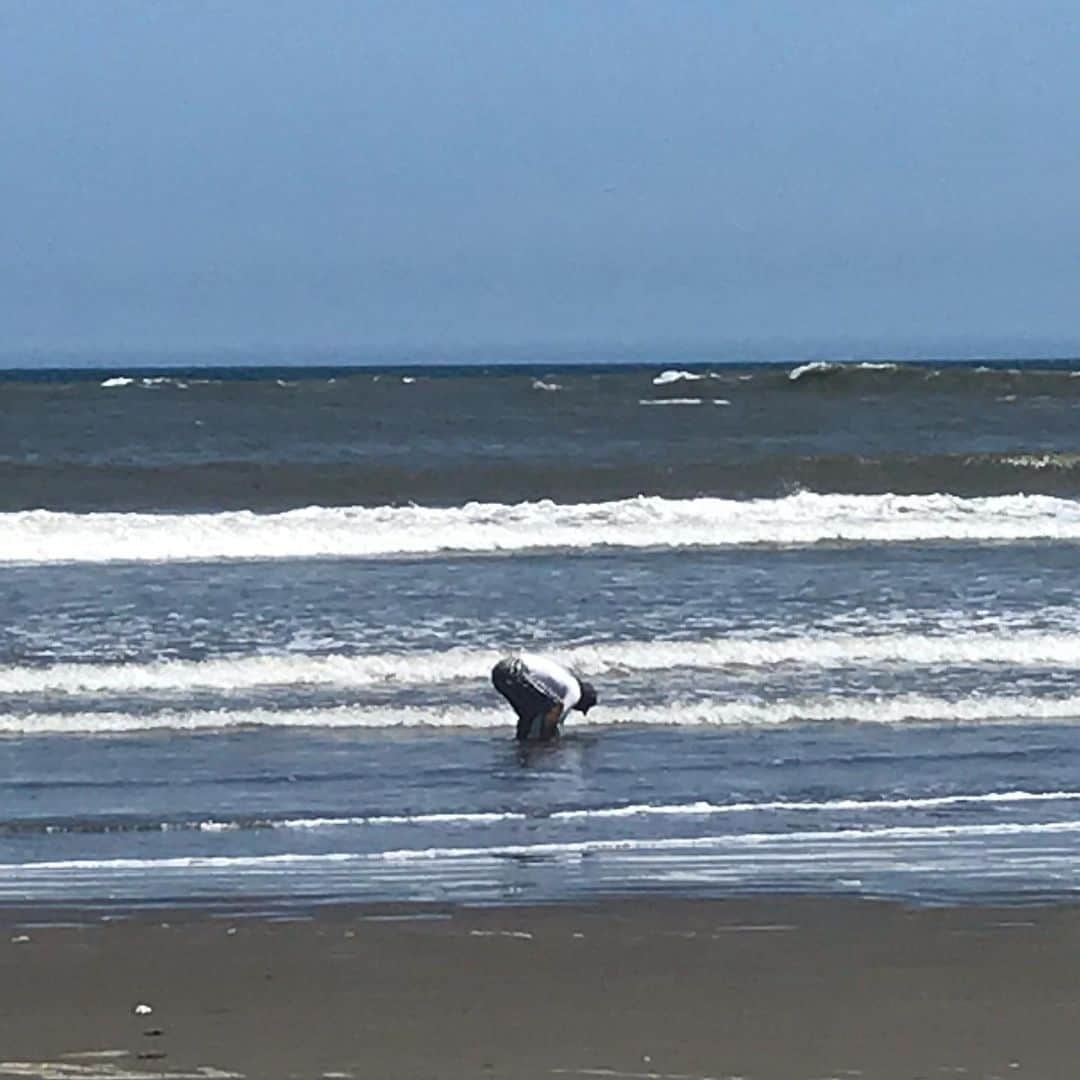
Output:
[576, 681, 598, 713]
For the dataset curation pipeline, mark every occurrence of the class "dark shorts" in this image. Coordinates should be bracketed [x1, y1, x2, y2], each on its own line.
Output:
[491, 657, 558, 741]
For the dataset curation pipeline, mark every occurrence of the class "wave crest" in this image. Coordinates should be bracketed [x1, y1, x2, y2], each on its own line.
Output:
[5, 691, 1080, 735]
[5, 630, 1080, 695]
[4, 492, 1080, 564]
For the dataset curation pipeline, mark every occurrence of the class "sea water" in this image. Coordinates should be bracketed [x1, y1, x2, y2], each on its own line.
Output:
[4, 359, 1080, 907]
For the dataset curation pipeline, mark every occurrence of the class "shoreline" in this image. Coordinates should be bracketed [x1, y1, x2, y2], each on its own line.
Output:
[2, 893, 1078, 1079]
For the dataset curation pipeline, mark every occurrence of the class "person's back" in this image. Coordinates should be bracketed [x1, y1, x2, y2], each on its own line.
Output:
[491, 651, 598, 740]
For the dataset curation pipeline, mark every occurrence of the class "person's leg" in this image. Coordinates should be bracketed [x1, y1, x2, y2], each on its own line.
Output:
[491, 658, 555, 739]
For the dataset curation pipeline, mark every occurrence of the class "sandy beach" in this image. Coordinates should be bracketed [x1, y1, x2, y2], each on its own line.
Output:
[1, 895, 1076, 1079]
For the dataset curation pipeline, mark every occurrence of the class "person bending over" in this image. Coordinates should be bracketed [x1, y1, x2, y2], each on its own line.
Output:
[491, 651, 598, 741]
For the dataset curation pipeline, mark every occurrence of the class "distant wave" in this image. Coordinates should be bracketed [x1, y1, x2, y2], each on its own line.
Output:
[4, 492, 1080, 564]
[999, 453, 1080, 471]
[100, 375, 191, 389]
[5, 630, 1080, 695]
[788, 361, 900, 382]
[780, 359, 1080, 390]
[16, 360, 1080, 413]
[788, 361, 842, 381]
[5, 690, 1080, 734]
[652, 369, 704, 385]
[6, 450, 1080, 513]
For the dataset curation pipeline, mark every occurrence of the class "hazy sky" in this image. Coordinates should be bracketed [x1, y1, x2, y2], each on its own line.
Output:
[3, 1, 1079, 357]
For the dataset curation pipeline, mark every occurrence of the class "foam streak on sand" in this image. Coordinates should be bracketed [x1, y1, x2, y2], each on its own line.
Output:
[5, 492, 1080, 563]
[4, 629, 1080, 695]
[0, 1063, 242, 1078]
[8, 817, 1080, 875]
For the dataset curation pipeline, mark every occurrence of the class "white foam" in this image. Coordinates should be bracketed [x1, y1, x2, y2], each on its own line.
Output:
[98, 375, 190, 389]
[140, 376, 187, 388]
[363, 818, 1080, 862]
[0, 1061, 242, 1080]
[566, 631, 1080, 677]
[5, 630, 1080, 696]
[551, 790, 1080, 821]
[8, 817, 1080, 874]
[0, 703, 513, 735]
[4, 492, 1080, 564]
[5, 690, 1080, 735]
[361, 818, 1080, 861]
[1002, 453, 1080, 471]
[609, 693, 1080, 727]
[652, 369, 703, 385]
[638, 398, 702, 406]
[788, 361, 839, 381]
[205, 790, 1080, 833]
[271, 810, 526, 829]
[0, 647, 493, 695]
[787, 361, 899, 382]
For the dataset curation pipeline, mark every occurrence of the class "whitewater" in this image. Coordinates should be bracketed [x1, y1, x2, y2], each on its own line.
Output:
[3, 628, 1080, 696]
[4, 491, 1080, 564]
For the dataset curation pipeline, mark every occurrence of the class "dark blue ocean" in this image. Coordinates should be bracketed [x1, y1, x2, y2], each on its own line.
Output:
[5, 358, 1080, 908]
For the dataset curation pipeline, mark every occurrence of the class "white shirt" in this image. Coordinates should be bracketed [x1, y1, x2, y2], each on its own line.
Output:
[518, 651, 582, 715]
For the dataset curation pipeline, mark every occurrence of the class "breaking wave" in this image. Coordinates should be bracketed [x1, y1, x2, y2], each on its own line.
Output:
[5, 691, 1080, 735]
[788, 361, 901, 382]
[5, 630, 1080, 696]
[4, 492, 1080, 564]
[651, 369, 704, 385]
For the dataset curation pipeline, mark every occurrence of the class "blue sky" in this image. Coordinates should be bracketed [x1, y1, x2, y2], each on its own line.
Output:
[3, 1, 1079, 357]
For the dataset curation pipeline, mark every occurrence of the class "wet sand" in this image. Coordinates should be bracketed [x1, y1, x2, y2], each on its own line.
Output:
[0, 895, 1077, 1079]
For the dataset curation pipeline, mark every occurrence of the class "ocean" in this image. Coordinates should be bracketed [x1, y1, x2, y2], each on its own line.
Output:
[4, 358, 1080, 909]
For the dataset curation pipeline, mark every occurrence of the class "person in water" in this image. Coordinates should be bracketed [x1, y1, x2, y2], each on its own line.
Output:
[491, 651, 598, 740]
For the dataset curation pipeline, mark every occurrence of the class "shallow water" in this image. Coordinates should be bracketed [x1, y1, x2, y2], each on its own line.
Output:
[4, 360, 1080, 906]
